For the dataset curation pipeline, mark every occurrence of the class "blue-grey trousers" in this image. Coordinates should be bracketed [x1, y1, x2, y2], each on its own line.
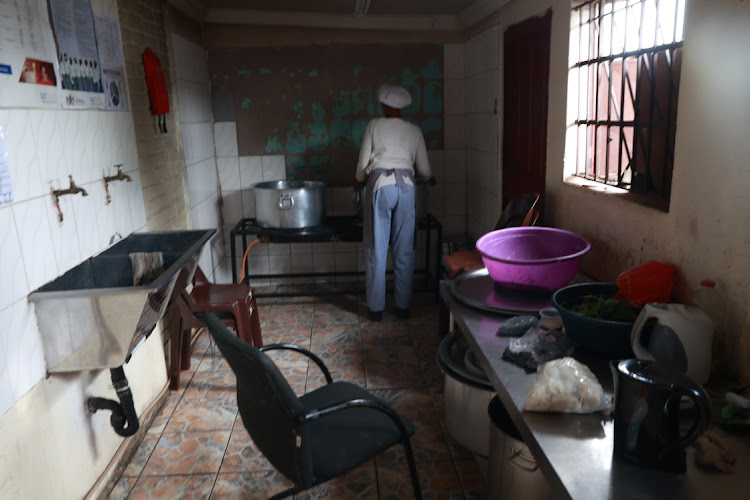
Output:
[365, 184, 415, 312]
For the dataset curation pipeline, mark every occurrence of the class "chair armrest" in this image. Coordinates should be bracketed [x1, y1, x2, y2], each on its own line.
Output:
[300, 398, 411, 440]
[259, 343, 333, 384]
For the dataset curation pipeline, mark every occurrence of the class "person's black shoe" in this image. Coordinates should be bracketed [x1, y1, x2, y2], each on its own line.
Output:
[369, 309, 383, 321]
[395, 307, 410, 319]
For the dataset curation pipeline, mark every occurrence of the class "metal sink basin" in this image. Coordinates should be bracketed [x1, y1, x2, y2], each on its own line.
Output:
[28, 229, 215, 373]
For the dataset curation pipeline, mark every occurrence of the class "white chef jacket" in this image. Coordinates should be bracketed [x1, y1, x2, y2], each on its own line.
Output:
[355, 117, 432, 191]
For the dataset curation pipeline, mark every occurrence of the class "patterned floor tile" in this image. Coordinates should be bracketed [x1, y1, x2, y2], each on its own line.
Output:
[211, 470, 295, 499]
[127, 473, 215, 500]
[219, 419, 274, 473]
[149, 392, 183, 435]
[108, 476, 136, 499]
[165, 396, 238, 433]
[311, 322, 361, 345]
[141, 431, 230, 476]
[376, 460, 464, 500]
[454, 457, 486, 499]
[123, 434, 160, 477]
[265, 303, 315, 330]
[261, 325, 313, 346]
[295, 463, 379, 499]
[372, 388, 452, 463]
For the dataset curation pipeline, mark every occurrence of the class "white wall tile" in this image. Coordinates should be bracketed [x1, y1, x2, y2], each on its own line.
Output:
[186, 157, 218, 208]
[44, 195, 82, 275]
[443, 214, 467, 239]
[313, 253, 335, 283]
[268, 254, 292, 285]
[176, 80, 212, 124]
[465, 71, 499, 114]
[0, 302, 41, 414]
[181, 122, 214, 166]
[58, 111, 94, 184]
[427, 150, 444, 182]
[465, 25, 500, 77]
[221, 190, 243, 227]
[445, 183, 467, 216]
[190, 192, 221, 229]
[444, 44, 465, 79]
[290, 242, 312, 255]
[217, 157, 240, 191]
[262, 155, 286, 181]
[267, 243, 290, 256]
[126, 170, 147, 231]
[290, 252, 314, 284]
[171, 34, 209, 84]
[443, 150, 466, 183]
[214, 122, 238, 157]
[2, 110, 44, 202]
[239, 156, 263, 188]
[0, 207, 29, 309]
[444, 79, 465, 116]
[444, 114, 466, 149]
[240, 188, 256, 218]
[12, 198, 59, 292]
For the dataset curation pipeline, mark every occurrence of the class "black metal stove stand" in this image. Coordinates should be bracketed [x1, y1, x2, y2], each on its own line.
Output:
[230, 214, 442, 298]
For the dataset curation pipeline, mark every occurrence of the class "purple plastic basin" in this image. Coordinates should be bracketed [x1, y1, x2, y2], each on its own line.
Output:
[475, 227, 591, 292]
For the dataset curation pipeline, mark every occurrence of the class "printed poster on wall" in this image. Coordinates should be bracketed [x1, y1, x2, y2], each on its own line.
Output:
[94, 14, 127, 110]
[49, 0, 105, 109]
[0, 0, 60, 108]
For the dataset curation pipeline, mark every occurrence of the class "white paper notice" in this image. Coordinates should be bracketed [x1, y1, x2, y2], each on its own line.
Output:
[0, 0, 59, 108]
[94, 14, 127, 110]
[0, 126, 13, 205]
[49, 0, 105, 109]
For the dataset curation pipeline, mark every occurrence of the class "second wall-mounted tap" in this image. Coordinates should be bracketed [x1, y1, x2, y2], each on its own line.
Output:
[103, 164, 132, 204]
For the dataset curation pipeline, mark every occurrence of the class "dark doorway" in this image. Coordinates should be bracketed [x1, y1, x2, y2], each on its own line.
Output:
[502, 10, 552, 222]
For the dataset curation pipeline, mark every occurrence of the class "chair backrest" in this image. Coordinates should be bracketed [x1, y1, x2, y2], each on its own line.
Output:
[494, 191, 541, 230]
[197, 312, 313, 487]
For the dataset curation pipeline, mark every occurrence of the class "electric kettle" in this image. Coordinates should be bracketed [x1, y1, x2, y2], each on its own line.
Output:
[630, 303, 714, 385]
[611, 359, 711, 472]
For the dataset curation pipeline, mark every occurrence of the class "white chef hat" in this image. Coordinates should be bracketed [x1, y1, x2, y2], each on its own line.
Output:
[378, 84, 411, 109]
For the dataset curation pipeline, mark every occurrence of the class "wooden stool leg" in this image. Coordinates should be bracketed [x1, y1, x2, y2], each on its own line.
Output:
[169, 317, 183, 390]
[180, 327, 192, 370]
[248, 296, 263, 347]
[232, 302, 255, 345]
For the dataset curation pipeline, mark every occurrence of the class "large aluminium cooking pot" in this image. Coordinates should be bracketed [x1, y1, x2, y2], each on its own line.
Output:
[254, 180, 326, 228]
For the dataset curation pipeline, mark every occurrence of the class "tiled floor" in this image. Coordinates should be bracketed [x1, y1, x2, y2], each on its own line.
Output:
[110, 286, 484, 499]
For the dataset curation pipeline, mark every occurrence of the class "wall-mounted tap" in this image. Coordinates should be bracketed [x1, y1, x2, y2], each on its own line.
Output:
[103, 165, 132, 204]
[51, 175, 88, 223]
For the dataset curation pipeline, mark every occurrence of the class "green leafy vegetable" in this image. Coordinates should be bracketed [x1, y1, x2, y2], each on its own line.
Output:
[571, 295, 641, 322]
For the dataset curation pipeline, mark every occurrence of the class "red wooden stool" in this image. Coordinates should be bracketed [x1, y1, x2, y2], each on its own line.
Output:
[169, 267, 263, 389]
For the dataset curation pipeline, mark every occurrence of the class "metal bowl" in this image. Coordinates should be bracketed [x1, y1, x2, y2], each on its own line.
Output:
[551, 282, 635, 358]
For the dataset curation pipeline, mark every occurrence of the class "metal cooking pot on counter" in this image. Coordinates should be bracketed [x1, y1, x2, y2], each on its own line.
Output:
[254, 180, 326, 229]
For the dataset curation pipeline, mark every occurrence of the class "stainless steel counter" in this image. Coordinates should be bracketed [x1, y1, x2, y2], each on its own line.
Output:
[440, 281, 750, 499]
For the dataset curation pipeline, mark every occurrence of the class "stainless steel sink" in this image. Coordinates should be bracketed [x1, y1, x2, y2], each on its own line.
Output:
[28, 229, 216, 373]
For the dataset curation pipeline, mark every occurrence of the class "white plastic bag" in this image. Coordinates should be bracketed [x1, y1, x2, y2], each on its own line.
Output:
[522, 357, 610, 414]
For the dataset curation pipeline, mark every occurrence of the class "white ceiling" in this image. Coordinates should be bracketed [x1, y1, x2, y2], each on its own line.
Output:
[174, 0, 509, 30]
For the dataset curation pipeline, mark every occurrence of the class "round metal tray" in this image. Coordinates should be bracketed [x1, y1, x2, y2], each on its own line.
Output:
[450, 269, 553, 315]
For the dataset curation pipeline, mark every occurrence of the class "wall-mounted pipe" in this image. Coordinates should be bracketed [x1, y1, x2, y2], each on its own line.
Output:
[87, 366, 140, 437]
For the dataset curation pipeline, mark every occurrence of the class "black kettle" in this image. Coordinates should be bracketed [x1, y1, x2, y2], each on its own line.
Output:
[610, 359, 711, 473]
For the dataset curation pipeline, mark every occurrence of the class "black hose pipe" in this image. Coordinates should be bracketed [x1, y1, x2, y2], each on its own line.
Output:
[87, 366, 140, 437]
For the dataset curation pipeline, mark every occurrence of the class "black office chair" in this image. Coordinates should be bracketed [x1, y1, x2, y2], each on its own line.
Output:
[197, 312, 422, 499]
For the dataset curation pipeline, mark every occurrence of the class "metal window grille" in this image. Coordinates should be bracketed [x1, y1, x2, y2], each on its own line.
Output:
[569, 0, 685, 206]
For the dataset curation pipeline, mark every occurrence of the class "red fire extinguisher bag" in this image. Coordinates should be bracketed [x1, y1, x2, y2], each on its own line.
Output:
[142, 48, 170, 115]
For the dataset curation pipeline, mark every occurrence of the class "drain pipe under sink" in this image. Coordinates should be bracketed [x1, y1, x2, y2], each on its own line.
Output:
[87, 366, 140, 437]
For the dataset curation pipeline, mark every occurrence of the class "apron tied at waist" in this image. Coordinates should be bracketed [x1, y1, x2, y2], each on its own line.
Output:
[363, 168, 415, 250]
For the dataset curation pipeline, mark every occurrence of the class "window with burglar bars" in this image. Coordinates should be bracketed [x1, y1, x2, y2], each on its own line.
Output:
[568, 0, 685, 209]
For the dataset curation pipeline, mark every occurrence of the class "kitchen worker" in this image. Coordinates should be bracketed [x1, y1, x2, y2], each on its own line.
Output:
[355, 84, 435, 321]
